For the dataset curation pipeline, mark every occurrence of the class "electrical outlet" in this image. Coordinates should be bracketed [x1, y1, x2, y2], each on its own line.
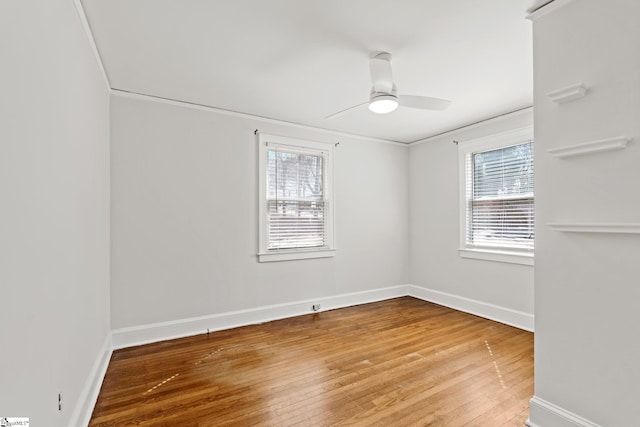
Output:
[58, 393, 62, 411]
[312, 304, 321, 312]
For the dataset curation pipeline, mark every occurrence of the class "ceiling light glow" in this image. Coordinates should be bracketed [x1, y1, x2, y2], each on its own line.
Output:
[369, 95, 398, 114]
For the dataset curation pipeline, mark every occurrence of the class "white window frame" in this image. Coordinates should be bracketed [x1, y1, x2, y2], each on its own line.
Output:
[458, 126, 534, 266]
[258, 133, 335, 262]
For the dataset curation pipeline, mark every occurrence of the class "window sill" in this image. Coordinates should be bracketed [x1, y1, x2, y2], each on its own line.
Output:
[258, 249, 336, 263]
[459, 248, 534, 266]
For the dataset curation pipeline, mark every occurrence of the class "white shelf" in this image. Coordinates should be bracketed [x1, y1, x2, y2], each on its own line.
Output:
[548, 223, 640, 234]
[546, 83, 587, 104]
[547, 136, 631, 159]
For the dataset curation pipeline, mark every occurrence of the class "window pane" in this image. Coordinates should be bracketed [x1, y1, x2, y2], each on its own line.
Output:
[468, 141, 534, 250]
[469, 197, 534, 249]
[267, 200, 325, 250]
[473, 142, 534, 200]
[268, 150, 324, 201]
[267, 148, 327, 250]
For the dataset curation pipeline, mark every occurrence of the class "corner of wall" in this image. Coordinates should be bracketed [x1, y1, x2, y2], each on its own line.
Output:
[528, 396, 602, 427]
[68, 333, 113, 427]
[407, 284, 534, 332]
[73, 0, 111, 91]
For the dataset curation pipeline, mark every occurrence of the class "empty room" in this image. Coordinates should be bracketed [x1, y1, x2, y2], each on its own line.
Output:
[2, 0, 639, 426]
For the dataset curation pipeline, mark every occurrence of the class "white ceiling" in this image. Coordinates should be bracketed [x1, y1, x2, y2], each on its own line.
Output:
[81, 0, 533, 143]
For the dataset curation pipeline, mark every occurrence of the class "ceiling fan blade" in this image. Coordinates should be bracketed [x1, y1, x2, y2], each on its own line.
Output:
[369, 52, 393, 94]
[325, 101, 369, 119]
[399, 95, 452, 111]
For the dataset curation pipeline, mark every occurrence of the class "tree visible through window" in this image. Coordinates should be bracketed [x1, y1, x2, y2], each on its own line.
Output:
[258, 133, 335, 262]
[267, 148, 326, 250]
[459, 127, 535, 260]
[467, 141, 534, 250]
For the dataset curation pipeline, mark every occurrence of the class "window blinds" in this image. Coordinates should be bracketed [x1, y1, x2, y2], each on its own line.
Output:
[266, 147, 327, 250]
[465, 141, 534, 250]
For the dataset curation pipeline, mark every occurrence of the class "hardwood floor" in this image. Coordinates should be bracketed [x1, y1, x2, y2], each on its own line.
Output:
[90, 297, 533, 426]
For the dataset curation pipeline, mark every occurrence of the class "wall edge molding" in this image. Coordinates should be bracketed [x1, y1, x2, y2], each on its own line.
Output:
[529, 396, 602, 427]
[407, 285, 534, 332]
[526, 0, 554, 14]
[548, 223, 640, 234]
[110, 89, 407, 147]
[112, 285, 410, 349]
[68, 332, 113, 427]
[546, 83, 587, 104]
[73, 0, 111, 90]
[527, 0, 575, 21]
[408, 106, 533, 147]
[547, 136, 631, 158]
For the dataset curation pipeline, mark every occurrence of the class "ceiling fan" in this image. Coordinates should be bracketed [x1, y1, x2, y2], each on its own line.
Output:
[326, 52, 452, 119]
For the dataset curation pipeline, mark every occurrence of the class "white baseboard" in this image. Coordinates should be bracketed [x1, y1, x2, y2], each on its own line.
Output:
[112, 284, 534, 349]
[407, 285, 534, 332]
[528, 396, 602, 427]
[68, 332, 113, 427]
[112, 285, 409, 349]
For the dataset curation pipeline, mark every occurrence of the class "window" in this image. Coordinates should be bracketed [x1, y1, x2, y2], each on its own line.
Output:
[258, 133, 335, 262]
[458, 127, 534, 265]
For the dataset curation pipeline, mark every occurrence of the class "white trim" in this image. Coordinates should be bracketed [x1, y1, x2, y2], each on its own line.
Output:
[258, 249, 336, 262]
[262, 133, 335, 152]
[526, 0, 575, 21]
[546, 83, 588, 104]
[112, 286, 409, 349]
[459, 248, 534, 266]
[528, 396, 602, 427]
[456, 126, 533, 150]
[111, 90, 406, 146]
[68, 333, 113, 427]
[458, 126, 535, 257]
[111, 285, 534, 349]
[409, 107, 533, 147]
[547, 136, 631, 159]
[73, 0, 111, 90]
[407, 285, 534, 332]
[257, 133, 335, 261]
[548, 223, 640, 234]
[526, 0, 554, 14]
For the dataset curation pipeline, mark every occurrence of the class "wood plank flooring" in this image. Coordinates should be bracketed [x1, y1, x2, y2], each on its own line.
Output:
[90, 297, 533, 426]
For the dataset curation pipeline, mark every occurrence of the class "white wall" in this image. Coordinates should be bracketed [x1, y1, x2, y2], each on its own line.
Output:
[408, 110, 534, 324]
[0, 1, 110, 426]
[110, 93, 409, 330]
[530, 1, 640, 425]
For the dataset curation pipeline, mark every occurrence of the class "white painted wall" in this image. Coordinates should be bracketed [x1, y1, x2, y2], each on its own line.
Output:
[530, 1, 640, 425]
[0, 1, 110, 426]
[110, 93, 409, 330]
[408, 110, 534, 322]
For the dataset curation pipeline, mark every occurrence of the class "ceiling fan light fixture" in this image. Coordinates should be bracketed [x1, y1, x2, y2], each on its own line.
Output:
[368, 95, 398, 114]
[324, 52, 452, 120]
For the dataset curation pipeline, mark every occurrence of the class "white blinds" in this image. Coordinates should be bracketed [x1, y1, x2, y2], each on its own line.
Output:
[266, 146, 327, 250]
[465, 141, 534, 250]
